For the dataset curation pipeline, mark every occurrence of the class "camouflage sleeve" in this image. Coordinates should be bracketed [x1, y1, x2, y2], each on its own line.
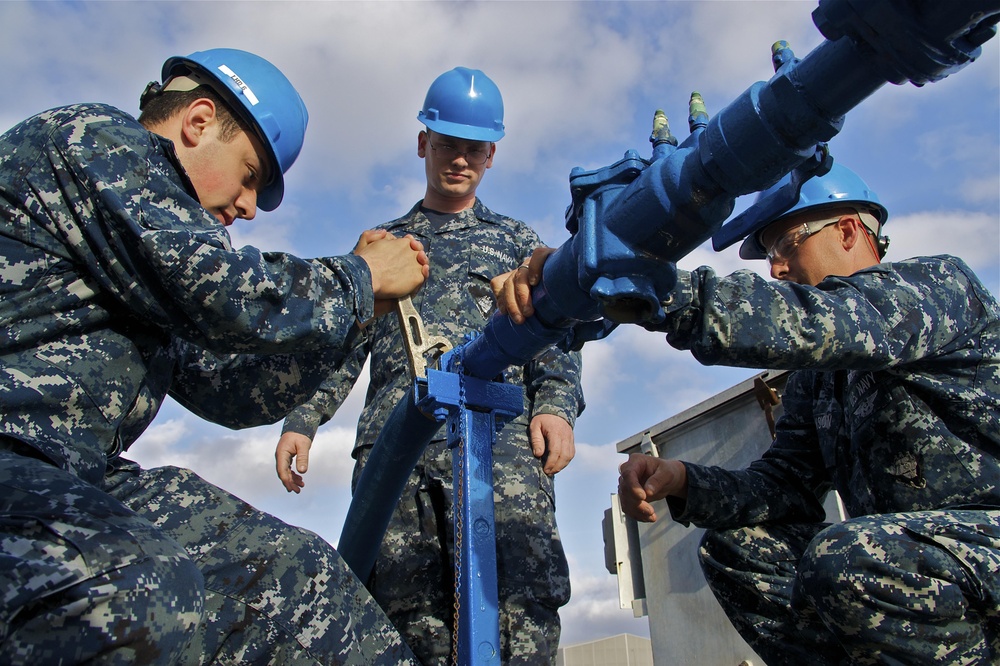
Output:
[509, 220, 585, 425]
[280, 338, 370, 440]
[665, 370, 832, 529]
[659, 256, 992, 372]
[37, 106, 374, 356]
[524, 347, 585, 427]
[135, 242, 374, 356]
[166, 338, 355, 429]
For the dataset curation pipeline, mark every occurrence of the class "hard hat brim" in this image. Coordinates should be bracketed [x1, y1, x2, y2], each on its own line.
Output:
[420, 116, 504, 143]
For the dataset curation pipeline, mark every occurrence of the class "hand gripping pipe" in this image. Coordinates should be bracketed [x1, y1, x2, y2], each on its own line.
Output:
[339, 1, 999, 662]
[460, 0, 1000, 380]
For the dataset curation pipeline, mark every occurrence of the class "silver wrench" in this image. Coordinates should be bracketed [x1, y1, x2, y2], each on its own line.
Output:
[394, 295, 453, 379]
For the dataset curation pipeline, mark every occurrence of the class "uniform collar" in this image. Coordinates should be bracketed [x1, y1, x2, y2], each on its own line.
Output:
[389, 198, 504, 234]
[150, 132, 200, 204]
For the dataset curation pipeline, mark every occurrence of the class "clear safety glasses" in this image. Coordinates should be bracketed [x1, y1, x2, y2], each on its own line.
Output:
[765, 218, 839, 265]
[428, 139, 492, 166]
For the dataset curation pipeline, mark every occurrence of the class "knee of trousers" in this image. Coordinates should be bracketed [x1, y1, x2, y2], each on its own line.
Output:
[115, 552, 206, 643]
[697, 526, 772, 573]
[698, 528, 741, 564]
[1, 543, 205, 663]
[697, 523, 823, 589]
[795, 520, 876, 608]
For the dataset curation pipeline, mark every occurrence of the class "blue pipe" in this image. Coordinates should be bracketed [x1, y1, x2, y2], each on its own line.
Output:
[340, 0, 1000, 657]
[459, 0, 999, 380]
[337, 387, 443, 583]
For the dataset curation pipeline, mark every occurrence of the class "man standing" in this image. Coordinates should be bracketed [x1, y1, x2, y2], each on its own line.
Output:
[612, 164, 1000, 664]
[276, 67, 584, 664]
[0, 48, 428, 664]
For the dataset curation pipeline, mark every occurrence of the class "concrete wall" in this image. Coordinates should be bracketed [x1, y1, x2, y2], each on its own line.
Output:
[558, 633, 654, 666]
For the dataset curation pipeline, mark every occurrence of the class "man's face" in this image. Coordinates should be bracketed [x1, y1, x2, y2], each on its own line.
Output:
[418, 130, 494, 203]
[760, 209, 850, 286]
[184, 124, 270, 226]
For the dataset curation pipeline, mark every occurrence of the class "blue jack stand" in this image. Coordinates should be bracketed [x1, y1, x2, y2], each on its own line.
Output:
[416, 346, 524, 665]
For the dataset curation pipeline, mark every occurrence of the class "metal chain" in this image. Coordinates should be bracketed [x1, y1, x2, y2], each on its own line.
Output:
[451, 430, 465, 664]
[450, 348, 468, 666]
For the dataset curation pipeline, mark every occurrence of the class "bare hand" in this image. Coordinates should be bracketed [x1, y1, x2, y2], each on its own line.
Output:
[354, 230, 429, 308]
[352, 228, 390, 254]
[491, 246, 554, 324]
[617, 453, 688, 522]
[529, 413, 575, 476]
[275, 431, 313, 493]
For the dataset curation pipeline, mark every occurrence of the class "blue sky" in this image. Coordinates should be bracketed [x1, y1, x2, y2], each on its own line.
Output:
[3, 0, 998, 648]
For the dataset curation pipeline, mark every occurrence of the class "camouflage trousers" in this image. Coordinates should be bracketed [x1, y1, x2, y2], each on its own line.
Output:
[699, 510, 1000, 665]
[355, 422, 570, 666]
[0, 449, 418, 665]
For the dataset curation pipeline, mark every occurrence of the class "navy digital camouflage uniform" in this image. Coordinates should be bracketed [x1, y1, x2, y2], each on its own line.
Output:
[655, 257, 1000, 664]
[283, 200, 584, 665]
[0, 103, 419, 664]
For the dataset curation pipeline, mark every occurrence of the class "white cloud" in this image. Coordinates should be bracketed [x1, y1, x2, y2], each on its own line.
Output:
[561, 564, 650, 645]
[228, 203, 305, 255]
[572, 439, 629, 473]
[687, 1, 823, 94]
[916, 124, 1000, 174]
[885, 210, 1000, 293]
[128, 416, 356, 501]
[962, 176, 1000, 206]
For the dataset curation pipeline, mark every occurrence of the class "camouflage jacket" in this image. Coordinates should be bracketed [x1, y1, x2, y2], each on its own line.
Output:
[283, 200, 584, 453]
[0, 103, 377, 485]
[661, 256, 1000, 525]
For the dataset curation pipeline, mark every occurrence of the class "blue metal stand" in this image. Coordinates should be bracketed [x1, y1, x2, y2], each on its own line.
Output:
[419, 350, 524, 666]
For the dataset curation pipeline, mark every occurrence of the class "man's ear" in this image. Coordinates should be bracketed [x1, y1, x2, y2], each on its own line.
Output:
[417, 130, 428, 158]
[180, 98, 218, 147]
[836, 215, 863, 251]
[485, 142, 496, 169]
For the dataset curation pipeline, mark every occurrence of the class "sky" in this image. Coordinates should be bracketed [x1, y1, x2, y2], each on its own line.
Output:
[2, 0, 998, 651]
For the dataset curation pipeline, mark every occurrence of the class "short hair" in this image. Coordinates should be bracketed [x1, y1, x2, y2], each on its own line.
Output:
[138, 86, 246, 142]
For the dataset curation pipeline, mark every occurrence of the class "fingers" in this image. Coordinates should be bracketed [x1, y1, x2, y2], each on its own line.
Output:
[490, 269, 517, 310]
[406, 234, 426, 256]
[543, 437, 576, 476]
[402, 235, 429, 277]
[492, 246, 556, 324]
[617, 455, 651, 520]
[275, 432, 313, 494]
[529, 419, 546, 459]
[493, 263, 534, 323]
[525, 246, 554, 285]
[358, 235, 429, 300]
[276, 456, 303, 494]
[529, 414, 576, 476]
[511, 268, 535, 323]
[353, 228, 389, 253]
[617, 453, 670, 522]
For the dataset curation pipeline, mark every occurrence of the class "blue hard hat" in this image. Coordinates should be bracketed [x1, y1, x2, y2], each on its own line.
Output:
[738, 163, 889, 260]
[418, 67, 505, 142]
[161, 48, 309, 211]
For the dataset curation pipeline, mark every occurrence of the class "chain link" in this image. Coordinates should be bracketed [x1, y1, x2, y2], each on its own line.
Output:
[451, 433, 465, 664]
[450, 348, 468, 665]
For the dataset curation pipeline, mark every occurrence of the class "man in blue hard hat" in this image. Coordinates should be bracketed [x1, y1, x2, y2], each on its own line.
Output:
[0, 49, 428, 663]
[498, 161, 1000, 664]
[276, 67, 584, 664]
[613, 164, 1000, 665]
